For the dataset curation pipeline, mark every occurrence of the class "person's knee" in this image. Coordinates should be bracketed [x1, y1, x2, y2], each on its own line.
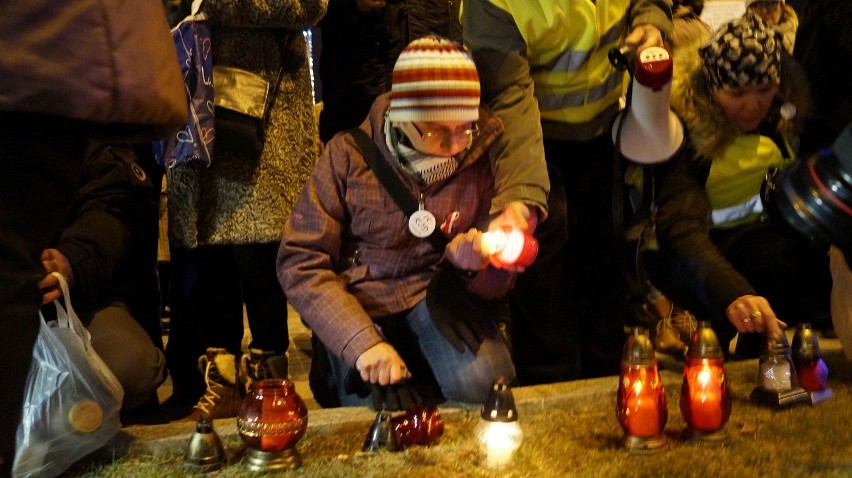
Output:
[106, 344, 166, 409]
[88, 304, 167, 409]
[442, 370, 515, 404]
[440, 355, 516, 403]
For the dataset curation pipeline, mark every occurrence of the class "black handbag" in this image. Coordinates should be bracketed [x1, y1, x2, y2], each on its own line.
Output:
[213, 65, 283, 156]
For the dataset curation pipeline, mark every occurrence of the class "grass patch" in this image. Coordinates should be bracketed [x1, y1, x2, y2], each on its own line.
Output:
[65, 353, 852, 477]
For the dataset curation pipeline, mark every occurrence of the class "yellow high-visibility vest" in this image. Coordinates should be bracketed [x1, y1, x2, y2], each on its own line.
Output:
[707, 134, 792, 228]
[489, 0, 630, 124]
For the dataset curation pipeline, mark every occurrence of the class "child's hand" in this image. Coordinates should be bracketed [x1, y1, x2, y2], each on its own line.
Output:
[444, 228, 489, 273]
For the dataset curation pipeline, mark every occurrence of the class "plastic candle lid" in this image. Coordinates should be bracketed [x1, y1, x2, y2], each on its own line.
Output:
[68, 399, 104, 433]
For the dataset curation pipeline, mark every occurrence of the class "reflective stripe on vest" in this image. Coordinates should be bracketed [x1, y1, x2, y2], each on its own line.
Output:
[711, 193, 764, 226]
[707, 134, 787, 228]
[490, 0, 630, 124]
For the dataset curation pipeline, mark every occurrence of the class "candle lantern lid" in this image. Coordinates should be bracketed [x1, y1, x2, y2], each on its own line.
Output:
[622, 327, 656, 365]
[481, 377, 518, 423]
[686, 321, 723, 359]
[761, 330, 793, 356]
[792, 323, 822, 360]
[183, 419, 226, 473]
[363, 411, 399, 452]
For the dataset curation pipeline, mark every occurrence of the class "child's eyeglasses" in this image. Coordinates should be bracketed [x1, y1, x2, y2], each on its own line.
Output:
[412, 122, 480, 148]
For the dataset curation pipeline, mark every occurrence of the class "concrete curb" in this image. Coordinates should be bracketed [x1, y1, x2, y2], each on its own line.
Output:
[105, 372, 645, 458]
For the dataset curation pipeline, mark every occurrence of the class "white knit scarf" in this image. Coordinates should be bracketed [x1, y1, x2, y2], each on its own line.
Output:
[384, 117, 458, 186]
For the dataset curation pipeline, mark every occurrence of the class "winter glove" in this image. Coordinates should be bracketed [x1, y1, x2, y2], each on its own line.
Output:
[344, 367, 371, 398]
[425, 266, 489, 354]
[342, 367, 422, 411]
[369, 382, 422, 412]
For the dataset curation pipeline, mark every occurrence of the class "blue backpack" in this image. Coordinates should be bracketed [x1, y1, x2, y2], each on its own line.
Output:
[153, 0, 214, 169]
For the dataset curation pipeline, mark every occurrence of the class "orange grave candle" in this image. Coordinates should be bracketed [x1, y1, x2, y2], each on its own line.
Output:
[616, 328, 667, 449]
[681, 360, 730, 431]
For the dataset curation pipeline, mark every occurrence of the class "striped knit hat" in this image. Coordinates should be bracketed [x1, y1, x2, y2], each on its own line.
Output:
[388, 36, 480, 123]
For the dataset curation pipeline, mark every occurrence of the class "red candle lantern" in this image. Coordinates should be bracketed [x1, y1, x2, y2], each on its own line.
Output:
[392, 404, 445, 448]
[792, 323, 834, 404]
[237, 378, 308, 471]
[680, 321, 731, 443]
[616, 327, 667, 450]
[481, 225, 539, 269]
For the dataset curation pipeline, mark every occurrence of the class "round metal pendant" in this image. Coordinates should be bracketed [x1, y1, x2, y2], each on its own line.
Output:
[408, 210, 436, 238]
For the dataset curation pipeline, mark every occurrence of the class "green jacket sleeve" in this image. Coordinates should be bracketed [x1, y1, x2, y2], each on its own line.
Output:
[630, 0, 674, 40]
[462, 0, 550, 220]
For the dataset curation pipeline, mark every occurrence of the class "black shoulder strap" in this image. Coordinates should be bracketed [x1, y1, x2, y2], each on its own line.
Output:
[348, 128, 449, 252]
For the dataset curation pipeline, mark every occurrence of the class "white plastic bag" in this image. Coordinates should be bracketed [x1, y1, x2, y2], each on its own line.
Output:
[13, 273, 124, 478]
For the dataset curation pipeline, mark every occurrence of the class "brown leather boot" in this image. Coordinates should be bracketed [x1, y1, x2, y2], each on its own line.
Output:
[670, 306, 698, 345]
[183, 348, 242, 421]
[646, 296, 687, 355]
[239, 348, 289, 393]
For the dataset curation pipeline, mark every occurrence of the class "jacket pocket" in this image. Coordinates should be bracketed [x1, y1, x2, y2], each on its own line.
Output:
[345, 174, 411, 248]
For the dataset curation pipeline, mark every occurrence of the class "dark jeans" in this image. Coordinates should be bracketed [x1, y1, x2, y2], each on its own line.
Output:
[166, 242, 289, 399]
[643, 220, 832, 357]
[313, 300, 515, 408]
[0, 112, 87, 475]
[509, 134, 625, 385]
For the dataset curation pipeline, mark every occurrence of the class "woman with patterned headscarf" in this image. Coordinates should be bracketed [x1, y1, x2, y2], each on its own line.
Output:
[641, 14, 832, 359]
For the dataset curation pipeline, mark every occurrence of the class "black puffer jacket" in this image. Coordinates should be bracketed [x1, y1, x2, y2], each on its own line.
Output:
[55, 143, 164, 346]
[318, 0, 461, 142]
[651, 49, 811, 315]
[789, 0, 852, 157]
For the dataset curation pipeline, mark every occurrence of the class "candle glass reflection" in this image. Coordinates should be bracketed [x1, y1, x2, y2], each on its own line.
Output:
[616, 328, 667, 450]
[680, 321, 730, 443]
[476, 378, 523, 469]
[480, 225, 538, 269]
[750, 333, 808, 407]
[237, 379, 308, 471]
[792, 323, 833, 404]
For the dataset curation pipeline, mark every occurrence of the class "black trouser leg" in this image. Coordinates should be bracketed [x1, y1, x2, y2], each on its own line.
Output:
[235, 242, 289, 354]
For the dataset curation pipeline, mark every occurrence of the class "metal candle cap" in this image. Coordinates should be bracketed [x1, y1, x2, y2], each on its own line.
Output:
[363, 411, 399, 452]
[481, 377, 518, 423]
[183, 419, 226, 473]
[792, 323, 822, 360]
[686, 321, 723, 359]
[622, 327, 656, 365]
[762, 331, 792, 356]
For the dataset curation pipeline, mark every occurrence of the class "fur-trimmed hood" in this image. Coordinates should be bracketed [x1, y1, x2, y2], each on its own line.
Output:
[774, 4, 799, 55]
[671, 47, 811, 162]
